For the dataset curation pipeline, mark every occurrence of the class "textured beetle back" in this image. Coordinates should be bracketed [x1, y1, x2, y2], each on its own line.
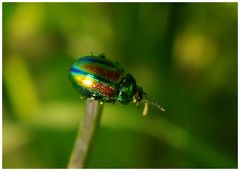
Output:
[69, 56, 124, 102]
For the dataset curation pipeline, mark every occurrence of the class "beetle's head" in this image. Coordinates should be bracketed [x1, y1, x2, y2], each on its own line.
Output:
[132, 86, 144, 105]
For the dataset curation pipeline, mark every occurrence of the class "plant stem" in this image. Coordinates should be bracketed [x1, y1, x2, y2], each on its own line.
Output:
[68, 98, 103, 168]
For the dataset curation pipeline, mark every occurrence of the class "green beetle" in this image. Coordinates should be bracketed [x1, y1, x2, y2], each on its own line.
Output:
[69, 54, 165, 116]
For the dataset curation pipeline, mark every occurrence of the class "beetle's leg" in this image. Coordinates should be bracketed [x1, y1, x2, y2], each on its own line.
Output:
[99, 53, 105, 58]
[142, 101, 148, 116]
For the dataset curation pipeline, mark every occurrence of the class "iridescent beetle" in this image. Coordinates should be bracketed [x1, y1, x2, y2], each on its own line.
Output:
[69, 54, 165, 116]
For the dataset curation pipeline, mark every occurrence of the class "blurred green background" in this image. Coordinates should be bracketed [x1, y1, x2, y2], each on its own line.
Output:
[2, 2, 237, 168]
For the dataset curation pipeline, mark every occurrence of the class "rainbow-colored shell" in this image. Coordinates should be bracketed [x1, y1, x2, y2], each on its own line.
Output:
[69, 55, 144, 104]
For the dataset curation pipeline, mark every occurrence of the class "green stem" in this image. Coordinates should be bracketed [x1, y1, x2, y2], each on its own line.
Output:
[68, 98, 103, 168]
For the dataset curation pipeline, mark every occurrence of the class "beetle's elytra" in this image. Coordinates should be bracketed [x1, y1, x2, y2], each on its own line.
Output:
[69, 54, 165, 115]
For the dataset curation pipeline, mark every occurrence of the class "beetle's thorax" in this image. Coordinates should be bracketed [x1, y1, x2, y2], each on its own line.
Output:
[117, 73, 137, 104]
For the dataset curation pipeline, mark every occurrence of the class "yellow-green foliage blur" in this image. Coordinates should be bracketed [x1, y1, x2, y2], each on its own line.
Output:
[3, 2, 237, 168]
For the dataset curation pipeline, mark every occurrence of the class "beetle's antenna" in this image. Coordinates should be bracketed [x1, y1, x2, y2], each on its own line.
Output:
[141, 92, 165, 116]
[145, 99, 165, 113]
